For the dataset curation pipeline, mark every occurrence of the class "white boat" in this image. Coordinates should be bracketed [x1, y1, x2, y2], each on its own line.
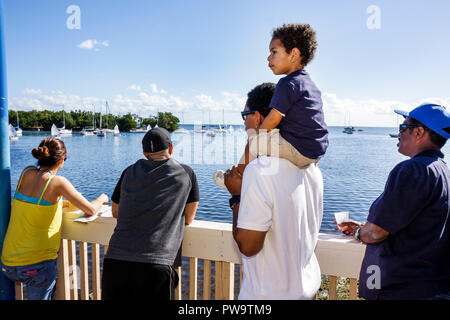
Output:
[173, 127, 190, 134]
[130, 127, 147, 133]
[96, 108, 106, 137]
[389, 133, 399, 138]
[113, 124, 120, 137]
[59, 127, 72, 135]
[9, 124, 19, 141]
[81, 128, 95, 136]
[194, 126, 207, 133]
[58, 108, 72, 136]
[214, 124, 227, 134]
[206, 130, 216, 137]
[14, 111, 23, 136]
[343, 127, 354, 134]
[51, 124, 60, 137]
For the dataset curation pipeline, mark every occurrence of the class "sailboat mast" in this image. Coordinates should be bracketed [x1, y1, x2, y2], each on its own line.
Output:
[105, 100, 109, 129]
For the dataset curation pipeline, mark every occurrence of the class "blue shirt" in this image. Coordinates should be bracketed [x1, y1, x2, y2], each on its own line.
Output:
[359, 149, 450, 300]
[269, 69, 328, 159]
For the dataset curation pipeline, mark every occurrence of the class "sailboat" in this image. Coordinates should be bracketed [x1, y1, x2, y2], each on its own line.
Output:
[113, 124, 120, 137]
[205, 110, 216, 137]
[97, 112, 106, 137]
[389, 114, 400, 138]
[58, 107, 72, 136]
[96, 103, 106, 137]
[51, 124, 60, 138]
[343, 112, 355, 134]
[9, 124, 19, 141]
[15, 111, 23, 136]
[104, 101, 115, 133]
[173, 111, 190, 134]
[81, 109, 95, 135]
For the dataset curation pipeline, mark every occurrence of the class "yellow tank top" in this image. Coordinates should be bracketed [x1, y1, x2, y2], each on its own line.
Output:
[1, 169, 63, 266]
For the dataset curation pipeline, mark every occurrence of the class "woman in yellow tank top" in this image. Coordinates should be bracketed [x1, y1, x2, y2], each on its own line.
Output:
[1, 138, 108, 300]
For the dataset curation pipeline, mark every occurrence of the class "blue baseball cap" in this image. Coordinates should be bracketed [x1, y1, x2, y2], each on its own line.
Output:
[394, 103, 450, 140]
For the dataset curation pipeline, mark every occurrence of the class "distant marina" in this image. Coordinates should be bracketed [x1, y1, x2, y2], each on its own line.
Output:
[10, 124, 444, 233]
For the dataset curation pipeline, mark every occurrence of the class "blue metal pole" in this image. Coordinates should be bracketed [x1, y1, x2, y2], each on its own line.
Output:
[0, 0, 15, 300]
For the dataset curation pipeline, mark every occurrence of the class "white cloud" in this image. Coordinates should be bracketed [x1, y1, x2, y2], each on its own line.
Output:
[127, 84, 142, 91]
[77, 39, 109, 51]
[21, 88, 42, 95]
[322, 93, 450, 127]
[9, 86, 450, 126]
[149, 83, 167, 95]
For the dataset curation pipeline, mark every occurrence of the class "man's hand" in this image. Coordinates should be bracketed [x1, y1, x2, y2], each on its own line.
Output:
[334, 220, 361, 236]
[224, 165, 242, 196]
[334, 220, 389, 244]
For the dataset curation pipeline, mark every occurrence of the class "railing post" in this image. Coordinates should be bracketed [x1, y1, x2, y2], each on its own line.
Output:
[328, 275, 337, 300]
[55, 239, 70, 300]
[0, 0, 15, 300]
[189, 257, 198, 300]
[202, 260, 211, 300]
[214, 261, 234, 300]
[349, 278, 358, 300]
[91, 244, 101, 300]
[175, 266, 182, 300]
[79, 242, 89, 300]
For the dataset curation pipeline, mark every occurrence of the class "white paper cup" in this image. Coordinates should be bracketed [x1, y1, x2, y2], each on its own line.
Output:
[334, 211, 349, 225]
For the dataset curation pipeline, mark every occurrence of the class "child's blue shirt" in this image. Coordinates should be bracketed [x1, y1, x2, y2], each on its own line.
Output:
[269, 69, 328, 159]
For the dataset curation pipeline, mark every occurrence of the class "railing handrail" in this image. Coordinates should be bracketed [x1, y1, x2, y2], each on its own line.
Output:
[61, 212, 366, 279]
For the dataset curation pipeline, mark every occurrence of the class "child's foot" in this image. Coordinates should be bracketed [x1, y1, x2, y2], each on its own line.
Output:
[212, 170, 227, 190]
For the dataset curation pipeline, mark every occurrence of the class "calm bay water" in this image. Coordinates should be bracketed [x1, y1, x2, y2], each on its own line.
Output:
[9, 125, 449, 234]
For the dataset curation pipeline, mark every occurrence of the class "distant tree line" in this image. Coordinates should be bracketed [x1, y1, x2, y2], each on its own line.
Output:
[8, 110, 180, 132]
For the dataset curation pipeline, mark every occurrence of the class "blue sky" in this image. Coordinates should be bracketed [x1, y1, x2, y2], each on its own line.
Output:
[3, 0, 450, 126]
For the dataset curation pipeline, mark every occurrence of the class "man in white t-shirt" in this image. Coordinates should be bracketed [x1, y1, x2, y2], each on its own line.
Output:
[225, 83, 324, 300]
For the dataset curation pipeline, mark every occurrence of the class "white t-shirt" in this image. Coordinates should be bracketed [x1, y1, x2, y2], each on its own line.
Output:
[237, 157, 323, 300]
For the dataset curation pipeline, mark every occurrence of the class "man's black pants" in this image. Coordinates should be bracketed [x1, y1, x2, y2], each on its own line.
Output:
[101, 258, 179, 300]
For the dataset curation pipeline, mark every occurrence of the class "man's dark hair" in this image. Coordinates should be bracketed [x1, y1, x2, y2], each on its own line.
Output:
[272, 23, 318, 67]
[246, 82, 276, 118]
[408, 117, 447, 148]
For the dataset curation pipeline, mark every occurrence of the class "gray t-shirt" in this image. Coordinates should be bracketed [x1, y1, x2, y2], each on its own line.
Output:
[106, 158, 199, 265]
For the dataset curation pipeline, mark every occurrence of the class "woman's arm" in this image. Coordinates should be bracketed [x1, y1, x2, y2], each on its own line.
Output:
[56, 176, 108, 215]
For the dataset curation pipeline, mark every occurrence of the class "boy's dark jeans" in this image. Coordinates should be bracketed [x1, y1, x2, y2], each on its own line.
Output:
[101, 258, 179, 300]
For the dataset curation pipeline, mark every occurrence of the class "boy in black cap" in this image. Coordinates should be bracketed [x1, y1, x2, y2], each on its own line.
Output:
[101, 127, 199, 300]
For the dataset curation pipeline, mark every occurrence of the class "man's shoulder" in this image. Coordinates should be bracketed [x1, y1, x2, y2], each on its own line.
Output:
[172, 160, 196, 178]
[245, 157, 296, 178]
[390, 157, 431, 181]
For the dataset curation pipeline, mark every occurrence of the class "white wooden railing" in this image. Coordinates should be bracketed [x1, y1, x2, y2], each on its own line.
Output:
[14, 212, 366, 300]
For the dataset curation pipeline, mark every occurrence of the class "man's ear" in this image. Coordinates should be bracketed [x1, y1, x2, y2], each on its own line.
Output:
[416, 126, 427, 140]
[143, 151, 149, 159]
[255, 111, 264, 127]
[169, 144, 173, 155]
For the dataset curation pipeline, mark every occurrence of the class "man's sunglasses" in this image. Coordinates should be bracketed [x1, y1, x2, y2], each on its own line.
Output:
[241, 110, 256, 120]
[399, 123, 420, 132]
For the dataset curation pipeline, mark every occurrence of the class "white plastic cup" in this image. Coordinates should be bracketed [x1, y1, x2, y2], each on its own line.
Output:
[334, 211, 349, 225]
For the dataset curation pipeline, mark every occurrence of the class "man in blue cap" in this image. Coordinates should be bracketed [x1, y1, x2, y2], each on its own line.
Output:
[338, 103, 450, 300]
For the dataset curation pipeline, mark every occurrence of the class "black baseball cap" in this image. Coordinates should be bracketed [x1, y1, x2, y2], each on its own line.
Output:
[142, 127, 172, 153]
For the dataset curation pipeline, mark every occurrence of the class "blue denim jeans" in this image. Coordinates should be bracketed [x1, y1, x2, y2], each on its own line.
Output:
[1, 259, 57, 300]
